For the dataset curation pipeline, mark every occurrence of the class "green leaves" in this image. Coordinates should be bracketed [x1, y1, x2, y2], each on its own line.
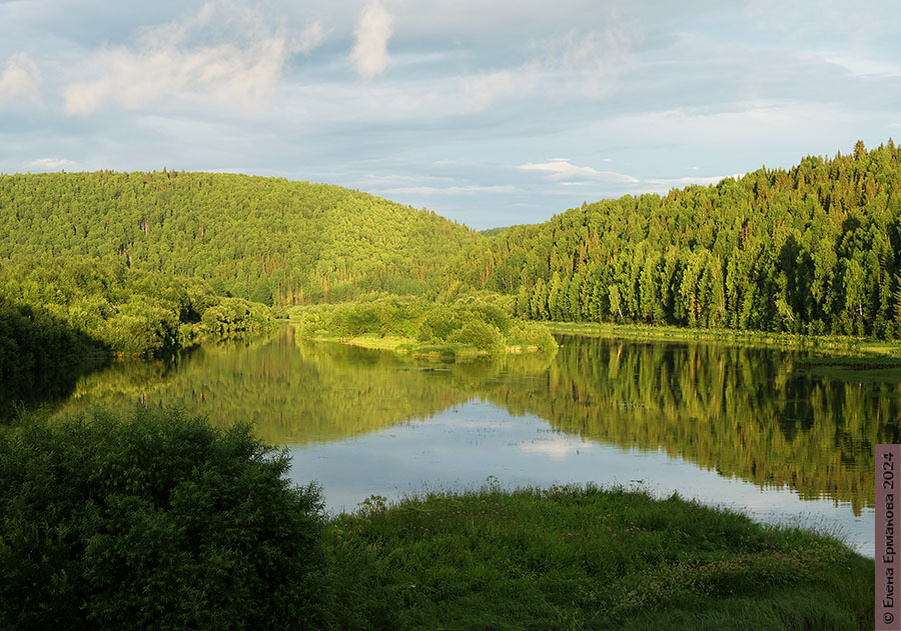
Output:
[466, 140, 901, 340]
[296, 296, 557, 355]
[0, 408, 326, 630]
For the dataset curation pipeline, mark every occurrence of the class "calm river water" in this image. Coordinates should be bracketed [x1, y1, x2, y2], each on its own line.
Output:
[33, 326, 900, 557]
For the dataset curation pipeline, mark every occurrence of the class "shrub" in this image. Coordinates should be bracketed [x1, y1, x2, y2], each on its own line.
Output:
[507, 320, 559, 351]
[0, 408, 326, 631]
[200, 297, 272, 336]
[448, 320, 505, 353]
[416, 305, 463, 342]
[468, 304, 511, 335]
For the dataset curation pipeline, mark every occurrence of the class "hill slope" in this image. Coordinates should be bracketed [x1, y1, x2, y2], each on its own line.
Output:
[458, 140, 901, 340]
[5, 141, 901, 352]
[0, 171, 479, 305]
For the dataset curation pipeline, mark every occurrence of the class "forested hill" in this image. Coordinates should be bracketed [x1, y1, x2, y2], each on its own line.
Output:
[0, 171, 479, 304]
[459, 140, 901, 340]
[4, 140, 901, 347]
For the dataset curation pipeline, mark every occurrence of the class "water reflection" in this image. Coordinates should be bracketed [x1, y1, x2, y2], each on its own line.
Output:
[286, 400, 874, 556]
[49, 326, 898, 520]
[1, 358, 109, 419]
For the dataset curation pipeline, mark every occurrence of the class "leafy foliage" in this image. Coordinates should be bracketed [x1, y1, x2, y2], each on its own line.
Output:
[4, 140, 901, 372]
[459, 140, 901, 340]
[293, 294, 557, 355]
[0, 408, 326, 631]
[0, 171, 478, 305]
[0, 297, 96, 378]
[0, 255, 273, 363]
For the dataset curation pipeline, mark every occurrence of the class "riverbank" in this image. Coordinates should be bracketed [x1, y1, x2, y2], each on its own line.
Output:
[289, 297, 559, 358]
[306, 333, 544, 359]
[325, 484, 874, 630]
[547, 321, 901, 358]
[4, 408, 875, 630]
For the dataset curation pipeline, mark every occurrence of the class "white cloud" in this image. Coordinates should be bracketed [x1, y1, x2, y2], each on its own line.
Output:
[382, 184, 517, 196]
[27, 158, 78, 171]
[0, 53, 41, 107]
[824, 53, 901, 78]
[294, 21, 326, 54]
[518, 158, 640, 183]
[461, 70, 517, 112]
[62, 1, 325, 115]
[643, 174, 744, 190]
[518, 157, 743, 193]
[526, 22, 637, 97]
[350, 0, 393, 79]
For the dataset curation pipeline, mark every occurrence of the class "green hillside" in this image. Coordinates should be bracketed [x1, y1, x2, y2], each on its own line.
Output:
[4, 140, 901, 374]
[459, 140, 901, 340]
[0, 171, 479, 305]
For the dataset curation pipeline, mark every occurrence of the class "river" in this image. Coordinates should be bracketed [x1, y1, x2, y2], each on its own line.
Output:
[28, 325, 897, 557]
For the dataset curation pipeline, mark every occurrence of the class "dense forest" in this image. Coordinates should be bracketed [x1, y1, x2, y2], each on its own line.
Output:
[0, 256, 272, 361]
[0, 171, 478, 304]
[3, 140, 901, 376]
[459, 140, 901, 340]
[0, 171, 479, 372]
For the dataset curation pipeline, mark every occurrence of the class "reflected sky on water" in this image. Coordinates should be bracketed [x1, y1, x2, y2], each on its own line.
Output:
[40, 327, 894, 558]
[288, 399, 874, 557]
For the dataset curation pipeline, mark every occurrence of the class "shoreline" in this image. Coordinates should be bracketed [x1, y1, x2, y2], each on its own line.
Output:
[303, 333, 545, 359]
[546, 321, 901, 358]
[325, 484, 875, 629]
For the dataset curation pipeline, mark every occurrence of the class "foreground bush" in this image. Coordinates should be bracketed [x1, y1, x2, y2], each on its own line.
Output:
[0, 408, 326, 630]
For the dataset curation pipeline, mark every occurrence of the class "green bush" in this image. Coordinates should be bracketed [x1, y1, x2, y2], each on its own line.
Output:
[468, 303, 511, 334]
[200, 297, 272, 336]
[293, 295, 559, 356]
[0, 408, 326, 631]
[336, 303, 384, 337]
[416, 305, 463, 342]
[448, 320, 505, 353]
[507, 320, 559, 351]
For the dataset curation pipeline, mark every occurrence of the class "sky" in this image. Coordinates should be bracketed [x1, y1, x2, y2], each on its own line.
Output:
[1, 0, 899, 229]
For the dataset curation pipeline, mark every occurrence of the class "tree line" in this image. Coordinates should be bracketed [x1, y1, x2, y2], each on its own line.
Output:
[3, 139, 901, 377]
[459, 140, 901, 340]
[0, 171, 478, 306]
[0, 255, 273, 367]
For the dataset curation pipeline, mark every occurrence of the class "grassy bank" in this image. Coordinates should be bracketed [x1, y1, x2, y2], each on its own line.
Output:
[548, 321, 901, 358]
[2, 409, 875, 630]
[292, 296, 558, 358]
[325, 485, 874, 631]
[308, 333, 544, 359]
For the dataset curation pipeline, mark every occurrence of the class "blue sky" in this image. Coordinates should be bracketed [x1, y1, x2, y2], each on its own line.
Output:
[1, 0, 899, 229]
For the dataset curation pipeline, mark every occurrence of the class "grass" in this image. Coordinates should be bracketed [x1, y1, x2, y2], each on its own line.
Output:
[547, 321, 901, 358]
[323, 484, 874, 630]
[309, 333, 543, 359]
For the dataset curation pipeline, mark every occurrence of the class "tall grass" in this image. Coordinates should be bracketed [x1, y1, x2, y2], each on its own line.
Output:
[324, 484, 874, 630]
